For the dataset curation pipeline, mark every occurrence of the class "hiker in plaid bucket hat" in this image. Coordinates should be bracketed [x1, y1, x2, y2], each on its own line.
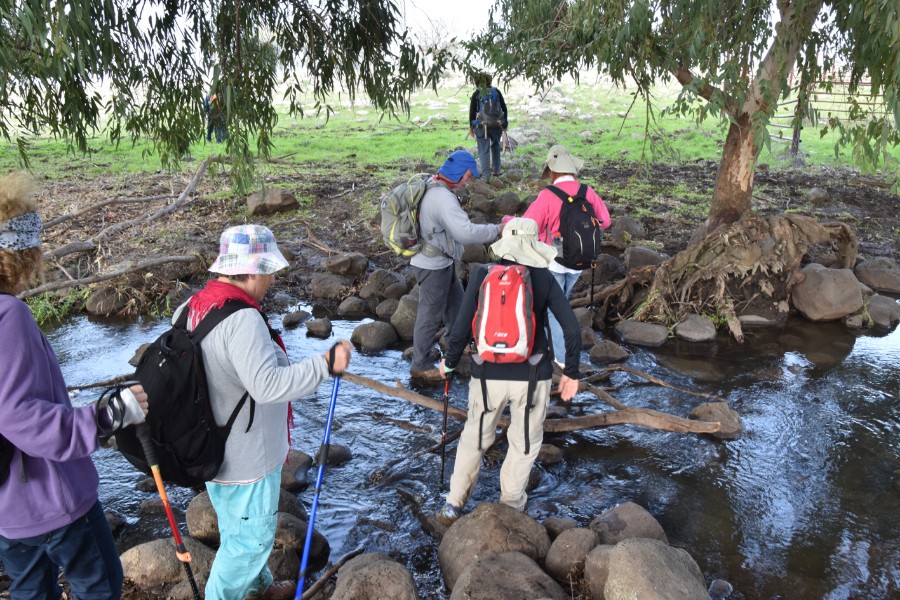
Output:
[208, 224, 290, 276]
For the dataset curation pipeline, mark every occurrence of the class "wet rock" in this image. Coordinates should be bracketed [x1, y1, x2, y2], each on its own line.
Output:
[612, 215, 646, 239]
[493, 191, 522, 216]
[359, 269, 407, 300]
[584, 543, 614, 599]
[351, 320, 398, 352]
[854, 256, 900, 293]
[247, 188, 298, 216]
[282, 309, 311, 329]
[866, 294, 900, 329]
[281, 448, 313, 492]
[120, 537, 215, 589]
[136, 476, 156, 492]
[589, 339, 630, 364]
[323, 252, 368, 277]
[675, 314, 717, 342]
[604, 538, 709, 600]
[623, 246, 666, 270]
[375, 298, 399, 319]
[306, 317, 333, 338]
[275, 512, 330, 572]
[581, 326, 597, 348]
[85, 286, 129, 316]
[572, 307, 593, 328]
[332, 553, 418, 600]
[337, 296, 371, 318]
[792, 265, 864, 321]
[318, 442, 352, 466]
[449, 551, 566, 600]
[383, 281, 410, 300]
[129, 343, 151, 367]
[105, 509, 126, 534]
[543, 516, 578, 541]
[187, 490, 307, 546]
[545, 527, 599, 582]
[690, 401, 742, 439]
[268, 548, 300, 582]
[708, 578, 734, 600]
[537, 444, 564, 466]
[439, 502, 551, 591]
[311, 273, 352, 300]
[580, 254, 627, 285]
[615, 320, 668, 347]
[139, 497, 167, 515]
[390, 295, 419, 340]
[589, 502, 668, 545]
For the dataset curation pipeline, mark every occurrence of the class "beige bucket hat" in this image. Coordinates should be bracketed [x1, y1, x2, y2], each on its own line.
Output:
[489, 217, 557, 268]
[541, 145, 584, 179]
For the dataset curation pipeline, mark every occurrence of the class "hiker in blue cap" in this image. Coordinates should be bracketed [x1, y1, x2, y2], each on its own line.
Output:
[409, 151, 503, 383]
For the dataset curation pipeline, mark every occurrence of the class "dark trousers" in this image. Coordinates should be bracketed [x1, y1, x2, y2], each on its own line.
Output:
[0, 501, 123, 599]
[411, 264, 464, 372]
[475, 126, 503, 175]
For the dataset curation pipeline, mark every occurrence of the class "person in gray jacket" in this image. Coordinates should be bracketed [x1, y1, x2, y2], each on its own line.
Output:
[409, 150, 503, 383]
[176, 224, 352, 600]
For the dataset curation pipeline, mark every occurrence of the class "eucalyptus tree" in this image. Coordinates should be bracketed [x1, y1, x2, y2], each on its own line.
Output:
[0, 0, 449, 191]
[472, 0, 900, 231]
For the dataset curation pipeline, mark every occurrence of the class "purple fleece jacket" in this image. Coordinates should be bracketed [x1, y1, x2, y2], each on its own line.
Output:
[0, 294, 101, 539]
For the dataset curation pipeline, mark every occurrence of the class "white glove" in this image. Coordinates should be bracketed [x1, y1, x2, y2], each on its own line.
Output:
[100, 386, 146, 432]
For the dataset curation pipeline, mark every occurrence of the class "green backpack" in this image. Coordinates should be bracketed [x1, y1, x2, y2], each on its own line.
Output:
[380, 174, 444, 257]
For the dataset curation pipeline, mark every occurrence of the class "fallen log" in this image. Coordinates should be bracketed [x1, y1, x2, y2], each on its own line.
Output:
[341, 372, 722, 435]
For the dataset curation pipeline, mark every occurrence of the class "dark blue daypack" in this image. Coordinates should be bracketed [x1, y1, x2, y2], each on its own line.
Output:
[477, 87, 505, 128]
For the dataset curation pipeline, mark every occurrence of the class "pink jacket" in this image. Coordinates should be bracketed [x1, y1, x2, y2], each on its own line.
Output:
[523, 178, 611, 246]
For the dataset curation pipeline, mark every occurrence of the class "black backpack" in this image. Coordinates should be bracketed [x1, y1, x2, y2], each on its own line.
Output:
[113, 300, 258, 488]
[0, 435, 13, 486]
[547, 183, 603, 269]
[476, 87, 505, 128]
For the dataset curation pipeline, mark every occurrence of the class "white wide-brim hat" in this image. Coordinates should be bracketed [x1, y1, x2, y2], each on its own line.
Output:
[208, 224, 290, 276]
[541, 144, 584, 179]
[489, 217, 557, 268]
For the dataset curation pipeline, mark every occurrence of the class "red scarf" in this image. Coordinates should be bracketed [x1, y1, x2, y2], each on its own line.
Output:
[188, 279, 295, 449]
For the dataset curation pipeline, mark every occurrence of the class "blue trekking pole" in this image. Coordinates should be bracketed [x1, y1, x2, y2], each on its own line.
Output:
[296, 375, 340, 598]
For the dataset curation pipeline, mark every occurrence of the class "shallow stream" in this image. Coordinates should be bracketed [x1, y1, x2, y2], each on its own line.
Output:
[50, 307, 900, 600]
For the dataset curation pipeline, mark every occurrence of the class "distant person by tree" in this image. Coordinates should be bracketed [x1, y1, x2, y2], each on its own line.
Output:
[204, 92, 227, 143]
[469, 73, 509, 177]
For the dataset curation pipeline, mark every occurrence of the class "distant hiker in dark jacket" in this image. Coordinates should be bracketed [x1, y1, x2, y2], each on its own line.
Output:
[409, 150, 502, 384]
[0, 171, 148, 599]
[205, 92, 226, 143]
[436, 217, 580, 525]
[469, 73, 509, 177]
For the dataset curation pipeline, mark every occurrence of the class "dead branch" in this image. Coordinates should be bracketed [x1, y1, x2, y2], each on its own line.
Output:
[19, 256, 200, 299]
[43, 194, 175, 229]
[341, 372, 722, 435]
[89, 158, 211, 243]
[47, 241, 97, 260]
[602, 365, 724, 400]
[301, 545, 366, 600]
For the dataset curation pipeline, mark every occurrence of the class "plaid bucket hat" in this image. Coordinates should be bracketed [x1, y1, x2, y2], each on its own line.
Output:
[208, 224, 290, 276]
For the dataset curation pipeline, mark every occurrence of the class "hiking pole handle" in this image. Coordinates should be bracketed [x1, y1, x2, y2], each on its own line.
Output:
[136, 423, 158, 469]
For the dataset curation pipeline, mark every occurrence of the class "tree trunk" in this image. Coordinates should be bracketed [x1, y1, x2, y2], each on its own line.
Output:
[709, 112, 759, 232]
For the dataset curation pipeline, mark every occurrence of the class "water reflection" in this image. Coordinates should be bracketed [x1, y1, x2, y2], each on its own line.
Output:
[45, 311, 900, 599]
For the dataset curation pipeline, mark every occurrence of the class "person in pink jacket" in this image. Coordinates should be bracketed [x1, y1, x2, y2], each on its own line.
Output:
[523, 145, 611, 368]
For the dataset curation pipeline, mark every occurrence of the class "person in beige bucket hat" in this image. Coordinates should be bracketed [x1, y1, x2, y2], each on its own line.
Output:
[526, 146, 611, 371]
[434, 217, 581, 524]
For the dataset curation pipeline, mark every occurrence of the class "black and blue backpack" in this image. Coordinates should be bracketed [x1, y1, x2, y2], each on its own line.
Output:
[476, 87, 505, 128]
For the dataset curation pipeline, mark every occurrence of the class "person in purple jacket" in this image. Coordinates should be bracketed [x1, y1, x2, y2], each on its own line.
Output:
[0, 171, 149, 599]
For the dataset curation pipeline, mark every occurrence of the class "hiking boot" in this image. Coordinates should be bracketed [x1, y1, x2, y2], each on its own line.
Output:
[410, 367, 443, 384]
[438, 503, 461, 526]
[246, 581, 296, 600]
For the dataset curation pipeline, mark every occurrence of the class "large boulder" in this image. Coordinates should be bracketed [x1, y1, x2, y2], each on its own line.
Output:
[359, 269, 407, 300]
[866, 294, 900, 329]
[690, 401, 743, 440]
[544, 527, 599, 582]
[390, 294, 419, 340]
[675, 314, 717, 342]
[791, 265, 864, 321]
[439, 503, 551, 591]
[120, 537, 215, 589]
[281, 448, 313, 492]
[589, 502, 668, 545]
[449, 551, 566, 600]
[274, 512, 330, 572]
[623, 246, 666, 270]
[187, 489, 307, 546]
[854, 256, 900, 293]
[615, 320, 668, 347]
[323, 252, 368, 277]
[311, 273, 352, 300]
[584, 544, 614, 600]
[331, 553, 419, 600]
[247, 188, 299, 216]
[580, 254, 627, 286]
[351, 320, 399, 352]
[604, 538, 710, 600]
[337, 296, 371, 318]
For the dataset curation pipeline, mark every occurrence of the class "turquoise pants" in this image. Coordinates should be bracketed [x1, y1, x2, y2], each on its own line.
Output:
[205, 468, 282, 598]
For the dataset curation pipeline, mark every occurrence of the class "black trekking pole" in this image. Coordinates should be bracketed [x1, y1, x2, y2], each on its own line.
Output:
[296, 375, 341, 598]
[136, 424, 201, 600]
[440, 375, 451, 490]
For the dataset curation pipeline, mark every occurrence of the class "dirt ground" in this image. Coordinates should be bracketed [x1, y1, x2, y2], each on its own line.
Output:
[26, 157, 899, 319]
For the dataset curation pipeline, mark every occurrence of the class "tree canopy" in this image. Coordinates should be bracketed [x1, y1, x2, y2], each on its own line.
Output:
[0, 0, 450, 190]
[470, 0, 900, 229]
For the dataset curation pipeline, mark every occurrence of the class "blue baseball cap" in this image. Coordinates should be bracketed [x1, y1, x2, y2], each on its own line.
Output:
[438, 150, 480, 182]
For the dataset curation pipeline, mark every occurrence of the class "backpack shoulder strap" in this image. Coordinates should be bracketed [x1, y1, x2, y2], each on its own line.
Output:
[545, 184, 571, 203]
[187, 299, 256, 343]
[576, 183, 588, 200]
